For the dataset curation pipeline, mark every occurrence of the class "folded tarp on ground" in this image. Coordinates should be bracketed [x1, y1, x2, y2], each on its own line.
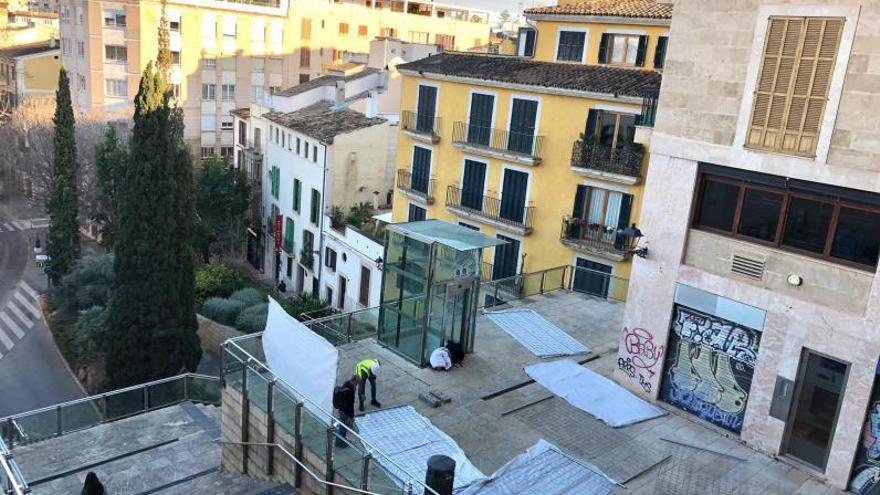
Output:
[459, 439, 616, 495]
[525, 360, 665, 428]
[485, 309, 590, 358]
[355, 405, 484, 494]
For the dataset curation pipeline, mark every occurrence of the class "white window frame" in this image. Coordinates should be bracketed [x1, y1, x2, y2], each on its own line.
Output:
[202, 83, 216, 101]
[555, 27, 588, 64]
[104, 78, 127, 97]
[103, 10, 126, 28]
[221, 84, 235, 101]
[104, 45, 127, 64]
[505, 94, 542, 144]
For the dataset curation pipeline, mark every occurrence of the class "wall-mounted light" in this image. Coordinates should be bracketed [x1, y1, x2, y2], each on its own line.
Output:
[375, 256, 384, 271]
[787, 274, 803, 287]
[617, 224, 649, 259]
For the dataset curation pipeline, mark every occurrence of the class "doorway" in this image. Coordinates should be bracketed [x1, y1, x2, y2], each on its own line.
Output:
[572, 258, 612, 298]
[783, 350, 849, 471]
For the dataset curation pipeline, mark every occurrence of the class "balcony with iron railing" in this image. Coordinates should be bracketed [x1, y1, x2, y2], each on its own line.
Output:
[452, 121, 544, 166]
[634, 88, 659, 146]
[446, 185, 534, 235]
[396, 169, 435, 204]
[400, 110, 441, 144]
[560, 216, 631, 261]
[570, 140, 644, 185]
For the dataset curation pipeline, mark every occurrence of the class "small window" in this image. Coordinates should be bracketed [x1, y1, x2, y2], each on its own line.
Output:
[738, 189, 784, 242]
[310, 189, 321, 224]
[358, 25, 368, 38]
[410, 31, 429, 44]
[325, 247, 337, 270]
[200, 147, 216, 159]
[556, 31, 585, 62]
[518, 28, 536, 57]
[221, 84, 235, 101]
[380, 27, 396, 38]
[339, 23, 349, 36]
[408, 204, 427, 222]
[103, 10, 126, 28]
[221, 118, 234, 130]
[435, 34, 455, 51]
[204, 58, 217, 69]
[77, 74, 86, 92]
[104, 79, 127, 97]
[782, 196, 834, 254]
[77, 41, 84, 58]
[171, 50, 181, 66]
[296, 138, 301, 154]
[831, 208, 880, 265]
[202, 83, 216, 100]
[300, 49, 311, 68]
[220, 146, 233, 158]
[313, 145, 318, 163]
[169, 18, 181, 32]
[299, 74, 310, 84]
[104, 45, 127, 64]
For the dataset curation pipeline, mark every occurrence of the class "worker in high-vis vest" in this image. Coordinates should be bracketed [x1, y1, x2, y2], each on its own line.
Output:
[355, 358, 382, 412]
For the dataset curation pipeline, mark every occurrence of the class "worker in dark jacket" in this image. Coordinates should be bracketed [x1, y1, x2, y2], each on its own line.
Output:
[333, 375, 357, 448]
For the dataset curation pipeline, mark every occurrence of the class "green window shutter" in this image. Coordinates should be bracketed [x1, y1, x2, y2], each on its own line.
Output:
[310, 189, 320, 224]
[293, 179, 301, 212]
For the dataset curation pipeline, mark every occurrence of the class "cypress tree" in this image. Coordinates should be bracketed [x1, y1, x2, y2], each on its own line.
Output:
[106, 63, 200, 387]
[93, 127, 127, 249]
[47, 67, 81, 284]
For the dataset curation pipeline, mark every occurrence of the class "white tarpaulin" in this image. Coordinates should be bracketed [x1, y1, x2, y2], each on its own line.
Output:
[485, 309, 589, 358]
[262, 297, 338, 423]
[459, 440, 616, 495]
[525, 360, 665, 428]
[355, 406, 485, 494]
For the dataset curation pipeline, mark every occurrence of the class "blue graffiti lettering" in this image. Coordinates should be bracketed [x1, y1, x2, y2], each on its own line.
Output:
[664, 384, 744, 432]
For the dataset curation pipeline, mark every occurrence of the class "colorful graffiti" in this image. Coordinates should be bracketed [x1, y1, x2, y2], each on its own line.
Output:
[659, 305, 761, 434]
[850, 372, 880, 495]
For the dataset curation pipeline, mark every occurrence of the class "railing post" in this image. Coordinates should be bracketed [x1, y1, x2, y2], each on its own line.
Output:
[241, 361, 250, 475]
[143, 385, 150, 412]
[55, 405, 62, 437]
[220, 343, 227, 388]
[266, 380, 275, 476]
[5, 418, 14, 446]
[540, 272, 546, 294]
[183, 374, 189, 402]
[360, 453, 372, 491]
[325, 426, 335, 495]
[347, 313, 353, 343]
[293, 402, 303, 488]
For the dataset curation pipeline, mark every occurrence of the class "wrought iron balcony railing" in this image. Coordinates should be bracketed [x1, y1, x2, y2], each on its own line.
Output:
[446, 185, 534, 232]
[396, 169, 435, 203]
[401, 110, 441, 139]
[452, 121, 544, 161]
[570, 141, 644, 179]
[637, 88, 659, 128]
[560, 216, 630, 258]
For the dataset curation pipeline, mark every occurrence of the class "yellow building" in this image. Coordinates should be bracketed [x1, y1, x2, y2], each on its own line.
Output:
[391, 0, 670, 300]
[57, 0, 490, 154]
[0, 40, 60, 107]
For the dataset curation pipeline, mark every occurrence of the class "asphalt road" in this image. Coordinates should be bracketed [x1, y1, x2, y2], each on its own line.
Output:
[0, 194, 85, 419]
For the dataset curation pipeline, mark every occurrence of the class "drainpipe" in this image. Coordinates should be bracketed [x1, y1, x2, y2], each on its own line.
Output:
[316, 141, 329, 297]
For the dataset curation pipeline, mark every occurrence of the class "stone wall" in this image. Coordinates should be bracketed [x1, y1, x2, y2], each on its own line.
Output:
[197, 315, 244, 355]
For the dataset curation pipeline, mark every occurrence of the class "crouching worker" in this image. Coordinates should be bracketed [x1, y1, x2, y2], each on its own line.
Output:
[333, 375, 357, 448]
[430, 345, 453, 371]
[355, 358, 382, 412]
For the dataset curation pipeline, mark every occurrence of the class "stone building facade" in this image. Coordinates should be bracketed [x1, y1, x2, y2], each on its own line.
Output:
[616, 0, 880, 491]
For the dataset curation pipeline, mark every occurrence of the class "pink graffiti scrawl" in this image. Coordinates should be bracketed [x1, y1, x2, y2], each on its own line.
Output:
[622, 327, 665, 377]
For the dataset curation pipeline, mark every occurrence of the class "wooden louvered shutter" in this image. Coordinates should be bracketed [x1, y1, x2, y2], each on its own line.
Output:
[747, 17, 843, 157]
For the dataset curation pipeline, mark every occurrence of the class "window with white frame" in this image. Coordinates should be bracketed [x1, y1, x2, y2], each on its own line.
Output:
[221, 118, 234, 130]
[171, 50, 181, 65]
[202, 83, 216, 100]
[61, 39, 70, 55]
[252, 21, 266, 42]
[105, 79, 127, 97]
[103, 10, 126, 28]
[556, 30, 585, 62]
[168, 15, 181, 32]
[104, 45, 127, 64]
[252, 57, 264, 73]
[222, 17, 237, 38]
[221, 84, 235, 101]
[203, 58, 216, 69]
[76, 41, 84, 58]
[200, 147, 216, 159]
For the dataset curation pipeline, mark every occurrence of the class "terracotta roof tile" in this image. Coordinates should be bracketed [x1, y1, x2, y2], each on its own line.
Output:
[397, 53, 661, 98]
[264, 102, 386, 143]
[525, 0, 672, 19]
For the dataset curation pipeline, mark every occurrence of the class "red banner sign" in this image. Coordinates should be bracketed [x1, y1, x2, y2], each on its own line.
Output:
[274, 214, 283, 253]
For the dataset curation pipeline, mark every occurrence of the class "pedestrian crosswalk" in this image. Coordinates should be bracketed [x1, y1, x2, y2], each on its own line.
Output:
[0, 280, 42, 359]
[0, 217, 50, 233]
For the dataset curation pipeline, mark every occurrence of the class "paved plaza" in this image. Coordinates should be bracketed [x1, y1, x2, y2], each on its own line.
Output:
[337, 290, 848, 495]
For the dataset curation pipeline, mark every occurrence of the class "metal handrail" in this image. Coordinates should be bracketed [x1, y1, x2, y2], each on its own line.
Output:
[452, 121, 544, 160]
[218, 441, 390, 495]
[400, 110, 441, 137]
[396, 169, 435, 201]
[570, 140, 643, 178]
[223, 340, 440, 495]
[0, 437, 29, 495]
[446, 185, 534, 231]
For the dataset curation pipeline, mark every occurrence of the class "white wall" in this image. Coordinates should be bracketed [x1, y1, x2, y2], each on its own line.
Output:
[320, 215, 384, 311]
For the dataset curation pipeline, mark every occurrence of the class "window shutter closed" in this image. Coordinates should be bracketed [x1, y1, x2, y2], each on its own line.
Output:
[654, 36, 668, 69]
[635, 35, 649, 67]
[597, 33, 611, 64]
[584, 109, 599, 139]
[747, 17, 843, 157]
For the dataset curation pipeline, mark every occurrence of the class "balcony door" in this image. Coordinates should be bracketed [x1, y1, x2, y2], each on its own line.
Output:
[499, 169, 528, 224]
[467, 93, 494, 146]
[586, 109, 637, 149]
[572, 258, 612, 298]
[411, 146, 431, 194]
[416, 85, 437, 133]
[508, 98, 538, 155]
[461, 159, 486, 211]
[492, 234, 520, 280]
[571, 185, 633, 248]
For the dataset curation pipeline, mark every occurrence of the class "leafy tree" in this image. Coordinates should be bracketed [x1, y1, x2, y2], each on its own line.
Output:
[72, 306, 109, 356]
[193, 158, 250, 261]
[93, 127, 127, 248]
[195, 262, 244, 303]
[47, 67, 81, 284]
[106, 62, 200, 387]
[499, 9, 511, 23]
[51, 254, 114, 314]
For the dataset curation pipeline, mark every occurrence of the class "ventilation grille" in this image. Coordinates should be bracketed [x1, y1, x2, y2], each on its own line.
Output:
[731, 252, 766, 280]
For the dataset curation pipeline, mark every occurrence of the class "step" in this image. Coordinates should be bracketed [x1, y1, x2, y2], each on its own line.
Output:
[142, 469, 291, 495]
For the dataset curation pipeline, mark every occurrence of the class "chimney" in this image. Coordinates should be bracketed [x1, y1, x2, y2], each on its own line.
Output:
[365, 90, 378, 118]
[335, 80, 345, 106]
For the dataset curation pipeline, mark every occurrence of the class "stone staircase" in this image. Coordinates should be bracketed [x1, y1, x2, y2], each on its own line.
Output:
[11, 402, 292, 495]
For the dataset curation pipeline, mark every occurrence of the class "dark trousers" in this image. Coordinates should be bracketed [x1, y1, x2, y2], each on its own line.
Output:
[335, 410, 353, 446]
[357, 375, 377, 404]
